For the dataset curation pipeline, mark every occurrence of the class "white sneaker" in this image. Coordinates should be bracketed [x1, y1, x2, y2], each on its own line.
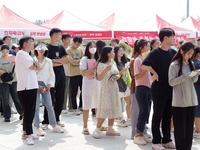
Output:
[20, 118, 23, 125]
[144, 133, 152, 138]
[62, 109, 68, 114]
[57, 121, 65, 127]
[26, 136, 34, 145]
[41, 124, 48, 130]
[133, 136, 146, 145]
[152, 144, 165, 150]
[74, 109, 80, 116]
[194, 131, 200, 138]
[93, 129, 101, 139]
[36, 127, 46, 136]
[126, 118, 131, 126]
[52, 125, 64, 133]
[22, 134, 39, 140]
[116, 119, 128, 127]
[143, 134, 152, 143]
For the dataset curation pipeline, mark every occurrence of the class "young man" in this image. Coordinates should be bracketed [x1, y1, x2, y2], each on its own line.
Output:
[41, 28, 68, 129]
[142, 28, 176, 150]
[67, 36, 83, 115]
[3, 36, 16, 56]
[197, 39, 200, 47]
[15, 36, 39, 145]
[110, 38, 119, 47]
[61, 34, 73, 113]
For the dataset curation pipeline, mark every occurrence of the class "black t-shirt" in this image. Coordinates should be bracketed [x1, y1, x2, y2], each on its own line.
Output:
[47, 44, 67, 81]
[142, 47, 176, 96]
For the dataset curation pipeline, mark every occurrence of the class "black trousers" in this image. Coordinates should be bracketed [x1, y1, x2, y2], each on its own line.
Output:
[173, 106, 195, 150]
[18, 89, 37, 135]
[69, 75, 82, 110]
[151, 95, 172, 144]
[42, 79, 66, 124]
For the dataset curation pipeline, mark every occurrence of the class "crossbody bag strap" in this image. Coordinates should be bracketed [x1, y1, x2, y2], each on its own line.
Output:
[11, 65, 15, 75]
[36, 59, 47, 74]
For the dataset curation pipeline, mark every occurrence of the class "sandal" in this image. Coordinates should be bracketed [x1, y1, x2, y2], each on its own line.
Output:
[82, 128, 90, 135]
[100, 126, 108, 131]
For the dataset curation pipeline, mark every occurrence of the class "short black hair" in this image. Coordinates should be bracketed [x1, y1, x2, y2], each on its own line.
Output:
[159, 28, 175, 42]
[49, 28, 62, 37]
[197, 39, 200, 41]
[19, 36, 34, 48]
[73, 36, 82, 43]
[1, 44, 10, 51]
[179, 40, 184, 45]
[111, 38, 119, 44]
[62, 34, 71, 40]
[3, 36, 12, 41]
[195, 47, 200, 55]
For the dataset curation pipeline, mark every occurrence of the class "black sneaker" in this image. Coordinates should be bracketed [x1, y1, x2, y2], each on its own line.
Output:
[4, 117, 10, 122]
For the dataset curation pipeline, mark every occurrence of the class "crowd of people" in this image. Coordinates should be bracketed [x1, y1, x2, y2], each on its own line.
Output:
[0, 27, 200, 150]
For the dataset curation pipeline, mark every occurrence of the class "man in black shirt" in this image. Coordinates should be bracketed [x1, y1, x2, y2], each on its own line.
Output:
[42, 28, 69, 128]
[142, 28, 176, 150]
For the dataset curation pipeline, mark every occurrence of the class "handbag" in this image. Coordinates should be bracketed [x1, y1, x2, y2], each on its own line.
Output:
[1, 65, 15, 83]
[116, 77, 127, 92]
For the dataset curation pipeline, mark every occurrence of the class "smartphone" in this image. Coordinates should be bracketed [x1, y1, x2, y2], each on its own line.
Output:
[108, 74, 117, 80]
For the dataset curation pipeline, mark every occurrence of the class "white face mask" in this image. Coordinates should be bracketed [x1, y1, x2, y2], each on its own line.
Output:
[89, 47, 96, 54]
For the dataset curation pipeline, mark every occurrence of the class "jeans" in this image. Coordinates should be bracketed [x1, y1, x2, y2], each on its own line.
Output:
[69, 75, 82, 110]
[135, 86, 151, 134]
[0, 82, 23, 118]
[34, 90, 56, 127]
[173, 106, 195, 150]
[42, 79, 66, 124]
[152, 95, 172, 144]
[18, 89, 37, 135]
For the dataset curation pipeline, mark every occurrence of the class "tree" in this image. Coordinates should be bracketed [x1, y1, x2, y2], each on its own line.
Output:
[34, 19, 49, 25]
[181, 15, 186, 22]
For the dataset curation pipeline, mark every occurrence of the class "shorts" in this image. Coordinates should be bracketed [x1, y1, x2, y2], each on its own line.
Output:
[119, 87, 130, 98]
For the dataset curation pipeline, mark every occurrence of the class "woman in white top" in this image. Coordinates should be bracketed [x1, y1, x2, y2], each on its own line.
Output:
[33, 43, 64, 136]
[80, 41, 99, 135]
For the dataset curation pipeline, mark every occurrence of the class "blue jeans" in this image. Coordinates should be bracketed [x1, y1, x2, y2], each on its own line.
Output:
[34, 90, 56, 127]
[135, 86, 151, 134]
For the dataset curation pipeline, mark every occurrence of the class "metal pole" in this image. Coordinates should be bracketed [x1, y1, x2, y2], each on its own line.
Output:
[187, 0, 189, 17]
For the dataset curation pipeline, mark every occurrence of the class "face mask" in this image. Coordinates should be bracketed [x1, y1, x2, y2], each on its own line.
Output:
[89, 48, 96, 54]
[142, 50, 150, 59]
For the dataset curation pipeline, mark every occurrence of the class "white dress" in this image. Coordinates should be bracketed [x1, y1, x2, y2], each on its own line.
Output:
[80, 56, 99, 110]
[96, 62, 122, 119]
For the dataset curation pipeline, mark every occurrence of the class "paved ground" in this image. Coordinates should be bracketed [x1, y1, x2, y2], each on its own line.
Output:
[0, 107, 200, 150]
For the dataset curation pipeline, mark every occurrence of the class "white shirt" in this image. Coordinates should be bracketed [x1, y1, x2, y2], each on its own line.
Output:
[15, 50, 38, 91]
[36, 57, 55, 87]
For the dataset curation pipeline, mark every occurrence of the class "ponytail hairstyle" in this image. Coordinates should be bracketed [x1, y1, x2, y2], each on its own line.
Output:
[133, 39, 148, 58]
[171, 42, 195, 76]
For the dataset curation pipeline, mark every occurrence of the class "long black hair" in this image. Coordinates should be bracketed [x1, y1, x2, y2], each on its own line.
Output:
[171, 42, 195, 76]
[98, 46, 113, 63]
[84, 41, 98, 60]
[114, 46, 127, 66]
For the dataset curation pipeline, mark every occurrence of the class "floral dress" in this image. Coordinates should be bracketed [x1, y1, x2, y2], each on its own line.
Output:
[96, 62, 122, 119]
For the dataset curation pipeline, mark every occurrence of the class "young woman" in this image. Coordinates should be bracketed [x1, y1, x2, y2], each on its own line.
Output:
[80, 41, 99, 135]
[169, 42, 198, 150]
[93, 46, 121, 139]
[114, 46, 131, 127]
[0, 44, 23, 122]
[133, 39, 152, 145]
[33, 43, 64, 136]
[193, 47, 200, 138]
[150, 39, 160, 51]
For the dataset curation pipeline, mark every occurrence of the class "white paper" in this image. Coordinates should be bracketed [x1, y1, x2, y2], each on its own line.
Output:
[189, 71, 198, 77]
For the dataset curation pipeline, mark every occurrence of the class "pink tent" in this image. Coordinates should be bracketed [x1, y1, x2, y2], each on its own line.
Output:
[97, 13, 158, 43]
[0, 5, 50, 39]
[42, 10, 112, 40]
[139, 15, 196, 39]
[181, 16, 200, 38]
